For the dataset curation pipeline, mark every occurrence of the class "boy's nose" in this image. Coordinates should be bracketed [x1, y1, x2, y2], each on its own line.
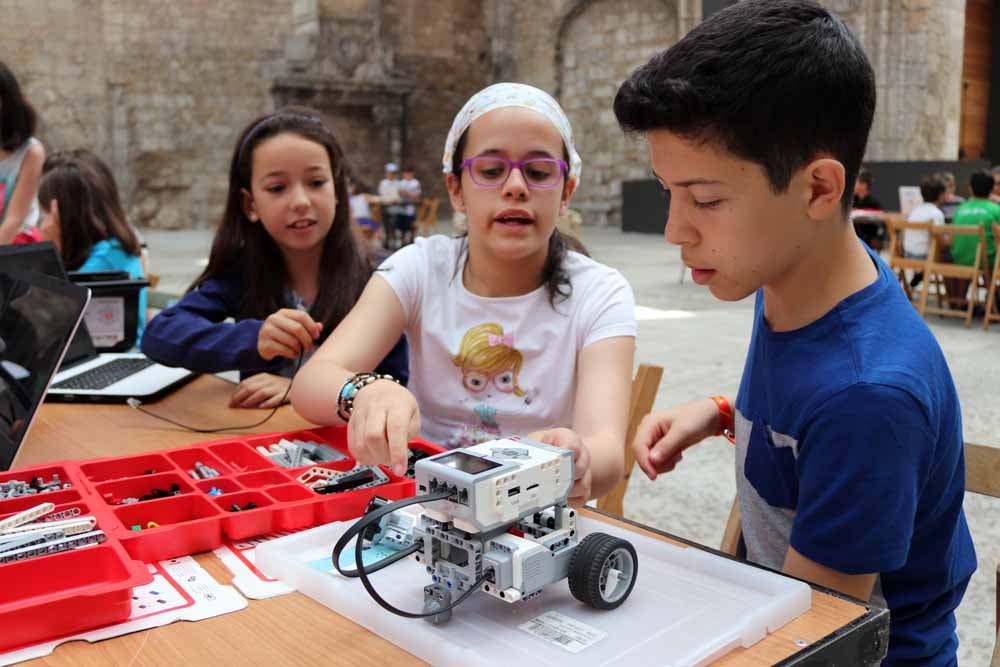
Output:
[664, 206, 696, 247]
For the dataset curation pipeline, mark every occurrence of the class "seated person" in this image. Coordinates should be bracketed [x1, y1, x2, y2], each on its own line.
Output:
[37, 156, 146, 343]
[952, 170, 999, 274]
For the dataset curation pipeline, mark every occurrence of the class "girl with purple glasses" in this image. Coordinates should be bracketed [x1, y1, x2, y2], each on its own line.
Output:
[292, 83, 636, 505]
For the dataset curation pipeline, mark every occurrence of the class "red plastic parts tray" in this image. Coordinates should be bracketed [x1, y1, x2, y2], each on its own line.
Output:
[0, 466, 151, 652]
[0, 426, 442, 651]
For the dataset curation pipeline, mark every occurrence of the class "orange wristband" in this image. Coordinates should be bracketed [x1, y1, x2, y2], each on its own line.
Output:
[710, 395, 736, 443]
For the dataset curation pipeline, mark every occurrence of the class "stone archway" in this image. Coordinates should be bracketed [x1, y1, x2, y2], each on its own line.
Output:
[555, 0, 680, 225]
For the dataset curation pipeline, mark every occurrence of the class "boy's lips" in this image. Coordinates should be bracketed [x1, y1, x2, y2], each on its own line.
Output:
[690, 267, 717, 285]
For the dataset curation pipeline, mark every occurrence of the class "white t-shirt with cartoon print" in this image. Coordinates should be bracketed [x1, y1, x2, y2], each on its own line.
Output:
[379, 235, 636, 449]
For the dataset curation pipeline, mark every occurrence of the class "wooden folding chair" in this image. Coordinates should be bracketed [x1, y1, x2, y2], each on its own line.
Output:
[415, 198, 439, 237]
[984, 222, 1000, 331]
[919, 226, 987, 327]
[595, 363, 664, 517]
[963, 443, 1000, 665]
[886, 215, 934, 304]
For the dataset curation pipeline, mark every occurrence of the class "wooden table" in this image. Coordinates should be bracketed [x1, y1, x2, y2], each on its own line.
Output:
[17, 376, 888, 666]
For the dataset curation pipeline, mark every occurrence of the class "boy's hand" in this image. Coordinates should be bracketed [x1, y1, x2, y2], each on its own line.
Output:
[348, 380, 421, 477]
[528, 427, 591, 505]
[632, 399, 721, 480]
[229, 373, 291, 409]
[258, 309, 323, 361]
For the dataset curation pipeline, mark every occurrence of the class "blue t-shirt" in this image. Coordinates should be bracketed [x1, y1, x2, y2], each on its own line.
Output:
[78, 239, 146, 344]
[734, 246, 976, 666]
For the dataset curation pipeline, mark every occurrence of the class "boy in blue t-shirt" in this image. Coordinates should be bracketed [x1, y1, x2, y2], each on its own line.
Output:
[614, 1, 976, 665]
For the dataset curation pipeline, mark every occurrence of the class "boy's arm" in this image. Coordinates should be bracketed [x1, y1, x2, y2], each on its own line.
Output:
[783, 547, 877, 601]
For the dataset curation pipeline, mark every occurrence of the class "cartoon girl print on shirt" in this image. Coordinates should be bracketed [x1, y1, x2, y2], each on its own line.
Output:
[447, 322, 537, 448]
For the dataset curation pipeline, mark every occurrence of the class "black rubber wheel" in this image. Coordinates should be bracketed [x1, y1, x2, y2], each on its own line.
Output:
[567, 532, 638, 610]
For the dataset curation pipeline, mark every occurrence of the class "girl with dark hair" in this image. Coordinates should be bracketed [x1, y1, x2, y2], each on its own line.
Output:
[140, 107, 408, 409]
[37, 160, 147, 341]
[45, 149, 149, 275]
[0, 62, 45, 245]
[291, 84, 636, 504]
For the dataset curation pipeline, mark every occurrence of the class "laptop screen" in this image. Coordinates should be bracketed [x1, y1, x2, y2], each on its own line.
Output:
[0, 243, 97, 368]
[0, 271, 89, 470]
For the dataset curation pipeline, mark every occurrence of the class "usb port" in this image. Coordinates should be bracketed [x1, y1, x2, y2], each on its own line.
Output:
[507, 486, 520, 497]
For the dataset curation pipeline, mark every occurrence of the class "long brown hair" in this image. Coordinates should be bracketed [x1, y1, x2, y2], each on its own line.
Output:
[192, 106, 370, 337]
[37, 163, 108, 270]
[0, 62, 36, 152]
[43, 149, 140, 257]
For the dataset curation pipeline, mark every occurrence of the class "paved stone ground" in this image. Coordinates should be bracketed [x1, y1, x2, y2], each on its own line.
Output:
[147, 223, 1000, 665]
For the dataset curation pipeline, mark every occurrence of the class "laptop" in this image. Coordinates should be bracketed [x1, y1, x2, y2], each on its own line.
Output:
[0, 270, 89, 470]
[0, 243, 195, 403]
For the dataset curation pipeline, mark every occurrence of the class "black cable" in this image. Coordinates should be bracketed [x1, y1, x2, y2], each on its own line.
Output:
[332, 491, 492, 619]
[126, 351, 302, 433]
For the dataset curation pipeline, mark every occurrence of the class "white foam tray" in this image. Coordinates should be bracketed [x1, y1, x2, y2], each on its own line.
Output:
[256, 515, 811, 666]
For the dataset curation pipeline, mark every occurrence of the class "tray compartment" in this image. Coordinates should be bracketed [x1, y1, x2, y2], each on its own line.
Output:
[116, 494, 222, 561]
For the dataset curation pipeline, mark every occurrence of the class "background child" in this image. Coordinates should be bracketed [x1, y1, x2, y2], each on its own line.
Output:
[141, 108, 408, 409]
[951, 170, 999, 276]
[37, 158, 147, 341]
[614, 2, 974, 665]
[396, 166, 421, 246]
[291, 84, 636, 503]
[45, 149, 149, 276]
[348, 179, 382, 259]
[0, 61, 45, 245]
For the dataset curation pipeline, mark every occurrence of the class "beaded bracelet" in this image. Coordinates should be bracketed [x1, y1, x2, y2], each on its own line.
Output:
[336, 372, 400, 422]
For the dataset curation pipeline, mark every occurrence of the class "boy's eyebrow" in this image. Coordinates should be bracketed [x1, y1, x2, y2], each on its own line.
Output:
[651, 169, 725, 188]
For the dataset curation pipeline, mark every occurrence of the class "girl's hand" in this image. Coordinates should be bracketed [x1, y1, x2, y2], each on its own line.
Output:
[229, 373, 291, 408]
[348, 379, 421, 477]
[632, 399, 721, 480]
[528, 427, 591, 505]
[258, 309, 323, 361]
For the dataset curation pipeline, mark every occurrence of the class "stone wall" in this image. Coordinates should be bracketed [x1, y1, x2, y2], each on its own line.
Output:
[4, 0, 293, 229]
[826, 0, 966, 162]
[1, 0, 973, 230]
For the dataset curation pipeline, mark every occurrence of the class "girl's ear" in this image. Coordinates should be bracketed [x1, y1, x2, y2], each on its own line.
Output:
[49, 199, 60, 222]
[559, 178, 577, 217]
[446, 173, 465, 213]
[241, 188, 259, 222]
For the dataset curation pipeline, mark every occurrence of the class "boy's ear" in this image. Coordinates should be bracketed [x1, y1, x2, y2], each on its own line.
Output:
[559, 178, 578, 217]
[241, 188, 259, 222]
[803, 158, 846, 220]
[446, 173, 465, 213]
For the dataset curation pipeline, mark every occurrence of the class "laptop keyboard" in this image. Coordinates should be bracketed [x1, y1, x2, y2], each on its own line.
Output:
[52, 358, 155, 391]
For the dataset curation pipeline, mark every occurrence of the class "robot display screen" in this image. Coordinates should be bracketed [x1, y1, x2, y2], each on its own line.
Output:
[434, 451, 502, 475]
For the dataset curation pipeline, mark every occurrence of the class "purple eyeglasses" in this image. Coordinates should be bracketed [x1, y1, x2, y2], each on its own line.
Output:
[460, 156, 569, 189]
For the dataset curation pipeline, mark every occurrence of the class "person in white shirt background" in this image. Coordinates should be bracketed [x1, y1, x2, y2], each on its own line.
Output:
[904, 173, 948, 289]
[377, 162, 402, 250]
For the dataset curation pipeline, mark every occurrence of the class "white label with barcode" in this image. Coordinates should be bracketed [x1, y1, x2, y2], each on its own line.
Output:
[518, 610, 607, 654]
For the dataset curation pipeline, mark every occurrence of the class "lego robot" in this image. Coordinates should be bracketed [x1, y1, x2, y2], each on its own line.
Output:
[332, 437, 638, 623]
